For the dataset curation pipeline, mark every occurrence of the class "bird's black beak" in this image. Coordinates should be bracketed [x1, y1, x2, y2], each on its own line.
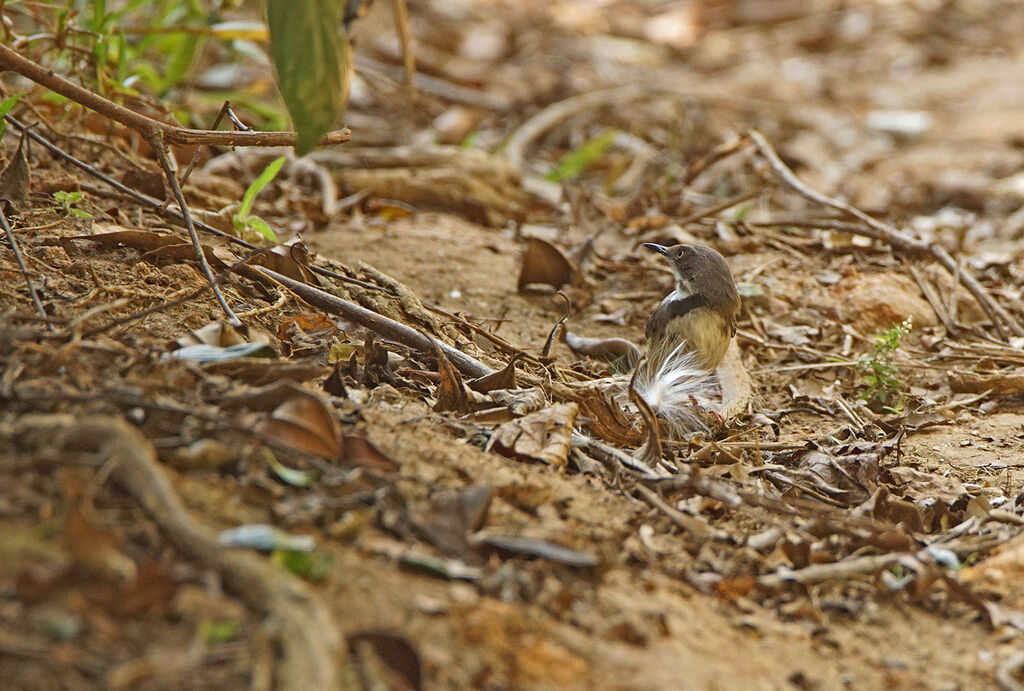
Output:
[642, 243, 669, 256]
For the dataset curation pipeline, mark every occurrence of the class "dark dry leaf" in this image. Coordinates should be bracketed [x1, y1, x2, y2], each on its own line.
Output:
[949, 369, 1024, 395]
[468, 353, 521, 393]
[247, 236, 319, 284]
[563, 330, 640, 364]
[175, 320, 249, 349]
[432, 342, 470, 414]
[257, 390, 342, 461]
[347, 630, 422, 691]
[342, 434, 399, 471]
[203, 358, 328, 386]
[0, 132, 30, 203]
[517, 237, 577, 292]
[322, 362, 348, 397]
[408, 486, 491, 556]
[276, 312, 336, 343]
[121, 168, 166, 198]
[73, 229, 229, 268]
[540, 291, 570, 358]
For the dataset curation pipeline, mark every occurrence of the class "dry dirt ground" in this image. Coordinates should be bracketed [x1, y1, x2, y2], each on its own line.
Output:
[4, 1, 1024, 690]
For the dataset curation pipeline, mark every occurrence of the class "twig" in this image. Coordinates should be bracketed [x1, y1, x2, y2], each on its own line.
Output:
[354, 55, 511, 111]
[0, 44, 350, 147]
[0, 206, 53, 331]
[906, 263, 956, 333]
[756, 553, 902, 588]
[682, 135, 752, 185]
[672, 188, 762, 229]
[176, 101, 249, 193]
[995, 651, 1024, 691]
[391, 0, 416, 93]
[148, 130, 239, 325]
[246, 265, 495, 379]
[633, 483, 726, 540]
[5, 415, 341, 691]
[504, 84, 654, 170]
[4, 116, 384, 294]
[749, 129, 1024, 338]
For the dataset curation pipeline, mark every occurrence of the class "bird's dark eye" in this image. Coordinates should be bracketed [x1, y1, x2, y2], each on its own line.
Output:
[675, 250, 685, 260]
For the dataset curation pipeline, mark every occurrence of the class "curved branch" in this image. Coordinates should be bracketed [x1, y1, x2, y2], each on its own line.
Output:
[6, 415, 342, 691]
[0, 43, 350, 148]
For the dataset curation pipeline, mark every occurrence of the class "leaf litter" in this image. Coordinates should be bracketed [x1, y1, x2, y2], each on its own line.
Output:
[4, 2, 1024, 689]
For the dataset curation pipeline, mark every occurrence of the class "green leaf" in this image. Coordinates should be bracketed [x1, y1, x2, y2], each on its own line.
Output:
[246, 216, 278, 242]
[272, 548, 333, 581]
[239, 156, 286, 219]
[0, 93, 21, 138]
[199, 619, 240, 643]
[545, 129, 617, 182]
[267, 0, 350, 155]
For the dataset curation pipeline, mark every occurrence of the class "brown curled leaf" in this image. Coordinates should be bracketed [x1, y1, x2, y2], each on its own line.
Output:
[432, 342, 470, 414]
[517, 237, 576, 292]
[468, 353, 522, 393]
[563, 330, 640, 364]
[541, 291, 570, 359]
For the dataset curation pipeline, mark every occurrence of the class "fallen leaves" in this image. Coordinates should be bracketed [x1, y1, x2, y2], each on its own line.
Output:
[486, 402, 578, 469]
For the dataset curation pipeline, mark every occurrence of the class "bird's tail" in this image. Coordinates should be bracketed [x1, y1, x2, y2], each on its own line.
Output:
[630, 340, 721, 436]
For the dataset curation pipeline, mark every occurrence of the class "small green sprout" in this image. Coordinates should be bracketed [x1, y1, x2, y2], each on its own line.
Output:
[546, 129, 617, 182]
[52, 191, 92, 219]
[233, 156, 286, 242]
[857, 317, 912, 412]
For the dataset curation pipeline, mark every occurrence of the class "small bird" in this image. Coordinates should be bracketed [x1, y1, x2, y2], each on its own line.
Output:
[642, 243, 740, 373]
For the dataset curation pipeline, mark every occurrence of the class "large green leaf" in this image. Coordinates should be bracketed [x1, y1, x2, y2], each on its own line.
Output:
[267, 0, 350, 156]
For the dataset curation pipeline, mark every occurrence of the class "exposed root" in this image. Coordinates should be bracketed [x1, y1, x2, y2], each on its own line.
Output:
[3, 415, 342, 691]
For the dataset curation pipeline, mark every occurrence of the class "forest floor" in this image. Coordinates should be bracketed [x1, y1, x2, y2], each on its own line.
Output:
[4, 1, 1024, 689]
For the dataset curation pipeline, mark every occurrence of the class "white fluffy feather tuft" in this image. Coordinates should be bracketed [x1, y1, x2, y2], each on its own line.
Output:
[631, 340, 720, 436]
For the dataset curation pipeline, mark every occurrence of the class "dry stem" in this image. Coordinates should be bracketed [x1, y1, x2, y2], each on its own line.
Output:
[749, 129, 1024, 338]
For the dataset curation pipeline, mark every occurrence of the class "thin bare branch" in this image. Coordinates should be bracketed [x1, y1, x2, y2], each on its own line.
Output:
[0, 205, 54, 331]
[148, 130, 239, 325]
[0, 43, 350, 147]
[246, 265, 495, 379]
[749, 129, 1024, 338]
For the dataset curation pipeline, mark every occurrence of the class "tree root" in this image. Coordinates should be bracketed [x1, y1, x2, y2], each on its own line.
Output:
[4, 415, 342, 691]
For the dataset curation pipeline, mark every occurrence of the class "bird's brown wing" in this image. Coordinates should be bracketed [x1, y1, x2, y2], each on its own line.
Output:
[644, 294, 708, 342]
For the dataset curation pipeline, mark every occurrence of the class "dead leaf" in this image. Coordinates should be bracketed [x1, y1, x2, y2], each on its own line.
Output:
[343, 434, 399, 472]
[486, 402, 577, 469]
[408, 486, 491, 556]
[203, 358, 328, 385]
[72, 227, 228, 268]
[175, 320, 248, 349]
[347, 630, 423, 691]
[276, 312, 336, 342]
[469, 354, 521, 393]
[0, 132, 30, 204]
[257, 390, 341, 460]
[247, 236, 318, 284]
[563, 330, 640, 364]
[517, 237, 577, 292]
[433, 343, 470, 414]
[58, 471, 136, 583]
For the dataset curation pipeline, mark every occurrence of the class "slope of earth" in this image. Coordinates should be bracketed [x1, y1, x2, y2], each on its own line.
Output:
[3, 1, 1024, 690]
